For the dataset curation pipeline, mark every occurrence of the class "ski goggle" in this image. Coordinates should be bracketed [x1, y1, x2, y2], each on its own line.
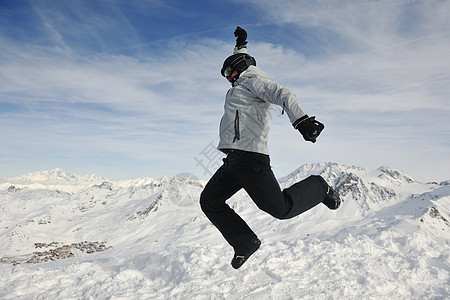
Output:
[223, 66, 233, 78]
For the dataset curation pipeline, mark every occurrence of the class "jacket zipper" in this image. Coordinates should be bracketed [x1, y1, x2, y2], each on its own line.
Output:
[233, 110, 240, 142]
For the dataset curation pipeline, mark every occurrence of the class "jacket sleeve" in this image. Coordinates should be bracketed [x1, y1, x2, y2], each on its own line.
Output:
[243, 76, 307, 124]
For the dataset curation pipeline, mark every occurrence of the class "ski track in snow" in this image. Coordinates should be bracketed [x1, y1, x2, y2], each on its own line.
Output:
[0, 164, 449, 299]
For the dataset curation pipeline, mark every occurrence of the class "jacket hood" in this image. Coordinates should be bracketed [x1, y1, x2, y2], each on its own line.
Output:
[234, 66, 269, 86]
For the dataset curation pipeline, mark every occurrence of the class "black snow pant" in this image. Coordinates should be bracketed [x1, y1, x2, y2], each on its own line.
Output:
[199, 149, 328, 253]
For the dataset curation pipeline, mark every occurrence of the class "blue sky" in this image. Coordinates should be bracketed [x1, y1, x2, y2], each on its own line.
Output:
[1, 0, 449, 182]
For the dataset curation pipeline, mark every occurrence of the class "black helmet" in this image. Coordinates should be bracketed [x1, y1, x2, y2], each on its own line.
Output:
[221, 53, 256, 78]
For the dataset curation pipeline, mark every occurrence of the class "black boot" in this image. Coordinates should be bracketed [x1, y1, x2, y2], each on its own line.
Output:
[231, 237, 261, 269]
[323, 186, 341, 210]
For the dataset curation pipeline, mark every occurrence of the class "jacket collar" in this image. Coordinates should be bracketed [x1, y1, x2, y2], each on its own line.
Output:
[233, 66, 268, 87]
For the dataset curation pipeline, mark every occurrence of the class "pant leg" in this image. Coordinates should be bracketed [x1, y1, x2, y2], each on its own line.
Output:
[282, 175, 328, 219]
[231, 152, 292, 219]
[230, 152, 328, 220]
[199, 158, 257, 251]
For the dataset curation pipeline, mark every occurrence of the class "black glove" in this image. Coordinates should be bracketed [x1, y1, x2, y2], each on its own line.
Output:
[293, 115, 324, 143]
[234, 26, 248, 48]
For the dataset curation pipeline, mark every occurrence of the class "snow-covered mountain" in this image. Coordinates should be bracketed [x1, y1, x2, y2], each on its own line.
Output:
[280, 163, 429, 216]
[0, 163, 449, 299]
[0, 168, 106, 193]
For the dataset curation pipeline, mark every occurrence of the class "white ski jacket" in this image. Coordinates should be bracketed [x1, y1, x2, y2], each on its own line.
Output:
[217, 65, 307, 155]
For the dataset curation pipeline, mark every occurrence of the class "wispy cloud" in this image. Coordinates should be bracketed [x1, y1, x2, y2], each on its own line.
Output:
[235, 0, 450, 180]
[0, 42, 223, 172]
[1, 0, 449, 181]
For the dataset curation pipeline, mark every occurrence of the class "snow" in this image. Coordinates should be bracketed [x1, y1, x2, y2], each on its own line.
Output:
[0, 163, 449, 299]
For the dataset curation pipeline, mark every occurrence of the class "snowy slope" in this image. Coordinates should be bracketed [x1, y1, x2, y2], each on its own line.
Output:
[0, 164, 449, 299]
